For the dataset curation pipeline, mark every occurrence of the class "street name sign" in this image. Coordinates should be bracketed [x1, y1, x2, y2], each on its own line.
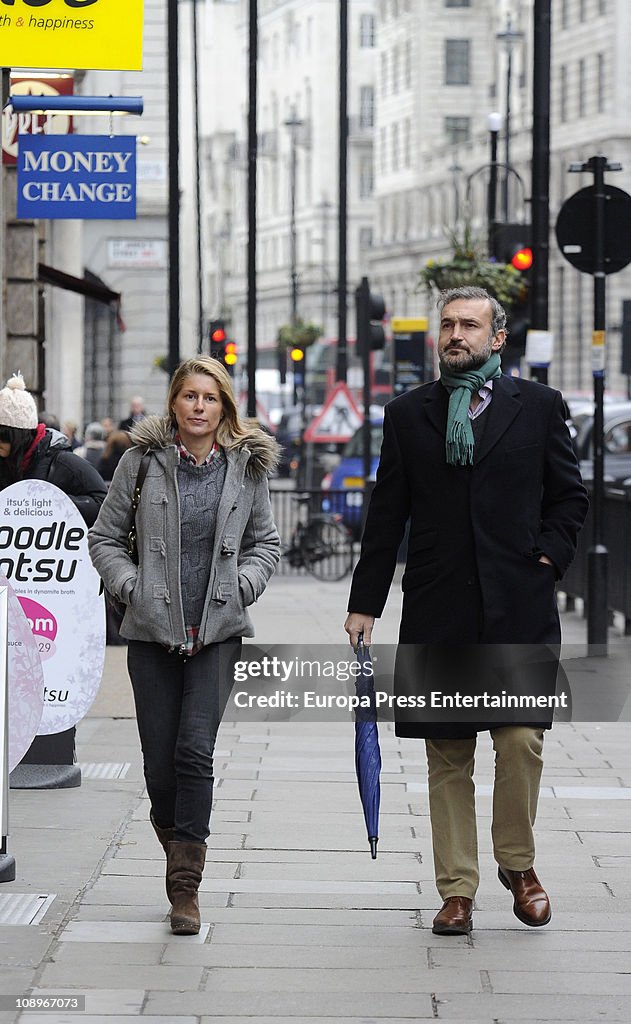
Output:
[17, 134, 137, 219]
[556, 185, 631, 275]
[0, 0, 144, 71]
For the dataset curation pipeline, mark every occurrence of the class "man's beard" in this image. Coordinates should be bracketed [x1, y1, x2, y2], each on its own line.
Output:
[439, 335, 494, 373]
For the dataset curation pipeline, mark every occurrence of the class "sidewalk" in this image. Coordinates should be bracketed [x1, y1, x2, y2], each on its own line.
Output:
[1, 573, 630, 1022]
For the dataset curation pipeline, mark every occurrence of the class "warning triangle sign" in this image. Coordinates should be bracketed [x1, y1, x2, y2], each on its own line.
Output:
[303, 383, 363, 443]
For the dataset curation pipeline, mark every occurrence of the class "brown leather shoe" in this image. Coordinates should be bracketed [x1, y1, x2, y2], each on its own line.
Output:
[498, 866, 551, 927]
[432, 896, 473, 935]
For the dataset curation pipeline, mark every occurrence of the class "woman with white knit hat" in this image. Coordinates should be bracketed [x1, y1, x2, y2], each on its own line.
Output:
[0, 372, 107, 525]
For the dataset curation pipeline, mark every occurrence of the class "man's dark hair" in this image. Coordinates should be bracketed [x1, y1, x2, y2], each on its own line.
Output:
[437, 286, 508, 340]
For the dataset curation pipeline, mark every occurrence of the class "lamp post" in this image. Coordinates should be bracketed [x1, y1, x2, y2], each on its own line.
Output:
[284, 107, 304, 403]
[487, 111, 501, 258]
[496, 17, 524, 223]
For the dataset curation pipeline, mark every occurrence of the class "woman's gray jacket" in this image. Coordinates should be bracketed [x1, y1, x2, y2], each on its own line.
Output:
[88, 417, 281, 649]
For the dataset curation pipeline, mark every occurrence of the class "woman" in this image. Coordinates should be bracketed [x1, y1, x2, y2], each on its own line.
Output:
[0, 372, 107, 525]
[96, 429, 133, 483]
[88, 357, 281, 935]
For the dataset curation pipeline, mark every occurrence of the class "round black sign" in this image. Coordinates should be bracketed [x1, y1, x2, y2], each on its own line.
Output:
[555, 185, 631, 275]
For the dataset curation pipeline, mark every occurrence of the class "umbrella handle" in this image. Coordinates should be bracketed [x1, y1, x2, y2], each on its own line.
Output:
[356, 630, 368, 655]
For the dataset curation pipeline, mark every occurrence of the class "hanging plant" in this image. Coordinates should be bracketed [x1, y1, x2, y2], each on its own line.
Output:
[277, 318, 323, 351]
[418, 225, 527, 311]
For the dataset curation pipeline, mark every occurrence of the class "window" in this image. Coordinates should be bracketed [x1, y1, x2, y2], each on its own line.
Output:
[359, 13, 376, 47]
[380, 127, 387, 174]
[561, 0, 568, 29]
[579, 0, 587, 21]
[359, 155, 374, 198]
[391, 122, 400, 170]
[359, 85, 375, 128]
[444, 115, 470, 145]
[445, 0, 471, 6]
[597, 52, 605, 112]
[578, 58, 586, 117]
[359, 226, 373, 251]
[392, 44, 400, 94]
[381, 51, 388, 95]
[404, 39, 412, 88]
[404, 118, 412, 168]
[445, 39, 470, 85]
[560, 64, 568, 123]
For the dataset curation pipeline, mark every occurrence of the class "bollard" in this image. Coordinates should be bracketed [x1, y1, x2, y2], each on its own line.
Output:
[0, 587, 16, 882]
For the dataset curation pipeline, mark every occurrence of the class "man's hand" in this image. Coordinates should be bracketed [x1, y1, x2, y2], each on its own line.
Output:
[344, 612, 375, 648]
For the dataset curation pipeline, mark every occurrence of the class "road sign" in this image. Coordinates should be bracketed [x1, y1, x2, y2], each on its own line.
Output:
[303, 382, 362, 443]
[556, 185, 631, 275]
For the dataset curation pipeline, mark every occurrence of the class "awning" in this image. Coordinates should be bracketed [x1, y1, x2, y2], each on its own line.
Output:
[38, 263, 121, 305]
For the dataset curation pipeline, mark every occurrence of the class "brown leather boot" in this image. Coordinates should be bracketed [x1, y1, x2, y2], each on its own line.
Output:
[167, 841, 207, 935]
[150, 812, 175, 903]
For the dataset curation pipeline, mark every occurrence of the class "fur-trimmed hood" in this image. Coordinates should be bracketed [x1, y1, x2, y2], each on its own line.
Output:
[129, 415, 279, 478]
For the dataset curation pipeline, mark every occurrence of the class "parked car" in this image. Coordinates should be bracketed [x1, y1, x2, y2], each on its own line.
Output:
[573, 401, 631, 486]
[321, 413, 385, 538]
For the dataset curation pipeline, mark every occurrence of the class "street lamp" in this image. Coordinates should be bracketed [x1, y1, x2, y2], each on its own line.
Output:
[487, 111, 501, 258]
[284, 107, 304, 332]
[284, 107, 304, 406]
[496, 17, 524, 222]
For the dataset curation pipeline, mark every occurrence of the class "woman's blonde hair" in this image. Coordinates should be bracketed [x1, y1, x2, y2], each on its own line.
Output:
[166, 356, 259, 450]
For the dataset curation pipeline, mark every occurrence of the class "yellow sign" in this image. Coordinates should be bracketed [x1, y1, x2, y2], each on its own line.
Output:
[0, 1, 144, 72]
[391, 318, 429, 333]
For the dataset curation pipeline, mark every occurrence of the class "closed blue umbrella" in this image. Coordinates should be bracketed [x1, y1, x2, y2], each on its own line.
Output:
[354, 634, 382, 858]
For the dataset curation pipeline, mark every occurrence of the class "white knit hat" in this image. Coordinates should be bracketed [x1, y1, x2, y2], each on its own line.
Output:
[0, 373, 38, 430]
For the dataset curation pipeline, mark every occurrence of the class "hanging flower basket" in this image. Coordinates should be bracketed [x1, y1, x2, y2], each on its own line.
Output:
[418, 227, 527, 311]
[277, 318, 323, 351]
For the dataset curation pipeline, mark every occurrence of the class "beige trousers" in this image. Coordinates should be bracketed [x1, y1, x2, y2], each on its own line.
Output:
[425, 726, 545, 899]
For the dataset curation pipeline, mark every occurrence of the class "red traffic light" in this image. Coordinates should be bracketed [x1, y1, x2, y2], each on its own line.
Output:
[211, 327, 227, 344]
[510, 247, 533, 272]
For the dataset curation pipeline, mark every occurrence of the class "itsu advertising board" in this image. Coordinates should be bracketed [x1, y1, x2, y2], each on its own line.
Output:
[0, 480, 105, 735]
[0, 0, 144, 72]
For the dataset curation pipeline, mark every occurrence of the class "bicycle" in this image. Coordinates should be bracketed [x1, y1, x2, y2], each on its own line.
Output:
[283, 494, 354, 581]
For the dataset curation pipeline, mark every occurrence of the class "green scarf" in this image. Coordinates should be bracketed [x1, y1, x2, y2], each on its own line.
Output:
[440, 352, 502, 466]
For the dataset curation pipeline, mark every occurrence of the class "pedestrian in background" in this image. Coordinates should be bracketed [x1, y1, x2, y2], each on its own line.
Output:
[74, 421, 106, 469]
[0, 373, 106, 525]
[345, 286, 588, 936]
[96, 429, 132, 484]
[118, 395, 147, 432]
[62, 419, 81, 450]
[89, 356, 281, 935]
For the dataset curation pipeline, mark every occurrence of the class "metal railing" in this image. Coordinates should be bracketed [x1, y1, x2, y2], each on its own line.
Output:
[270, 487, 362, 576]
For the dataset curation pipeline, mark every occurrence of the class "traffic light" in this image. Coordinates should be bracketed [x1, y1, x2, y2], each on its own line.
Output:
[289, 346, 305, 363]
[355, 276, 387, 354]
[209, 319, 227, 359]
[495, 222, 532, 272]
[224, 342, 238, 368]
[495, 223, 532, 365]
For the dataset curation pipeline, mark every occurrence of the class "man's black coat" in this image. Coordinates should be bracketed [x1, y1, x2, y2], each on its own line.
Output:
[348, 375, 589, 738]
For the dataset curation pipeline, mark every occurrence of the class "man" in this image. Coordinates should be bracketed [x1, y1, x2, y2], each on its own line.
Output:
[119, 396, 147, 433]
[345, 286, 588, 935]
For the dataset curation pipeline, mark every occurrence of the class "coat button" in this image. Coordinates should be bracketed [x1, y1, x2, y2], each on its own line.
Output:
[467, 576, 477, 586]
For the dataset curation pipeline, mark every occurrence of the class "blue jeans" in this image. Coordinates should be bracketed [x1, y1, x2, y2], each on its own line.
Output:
[127, 639, 240, 842]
